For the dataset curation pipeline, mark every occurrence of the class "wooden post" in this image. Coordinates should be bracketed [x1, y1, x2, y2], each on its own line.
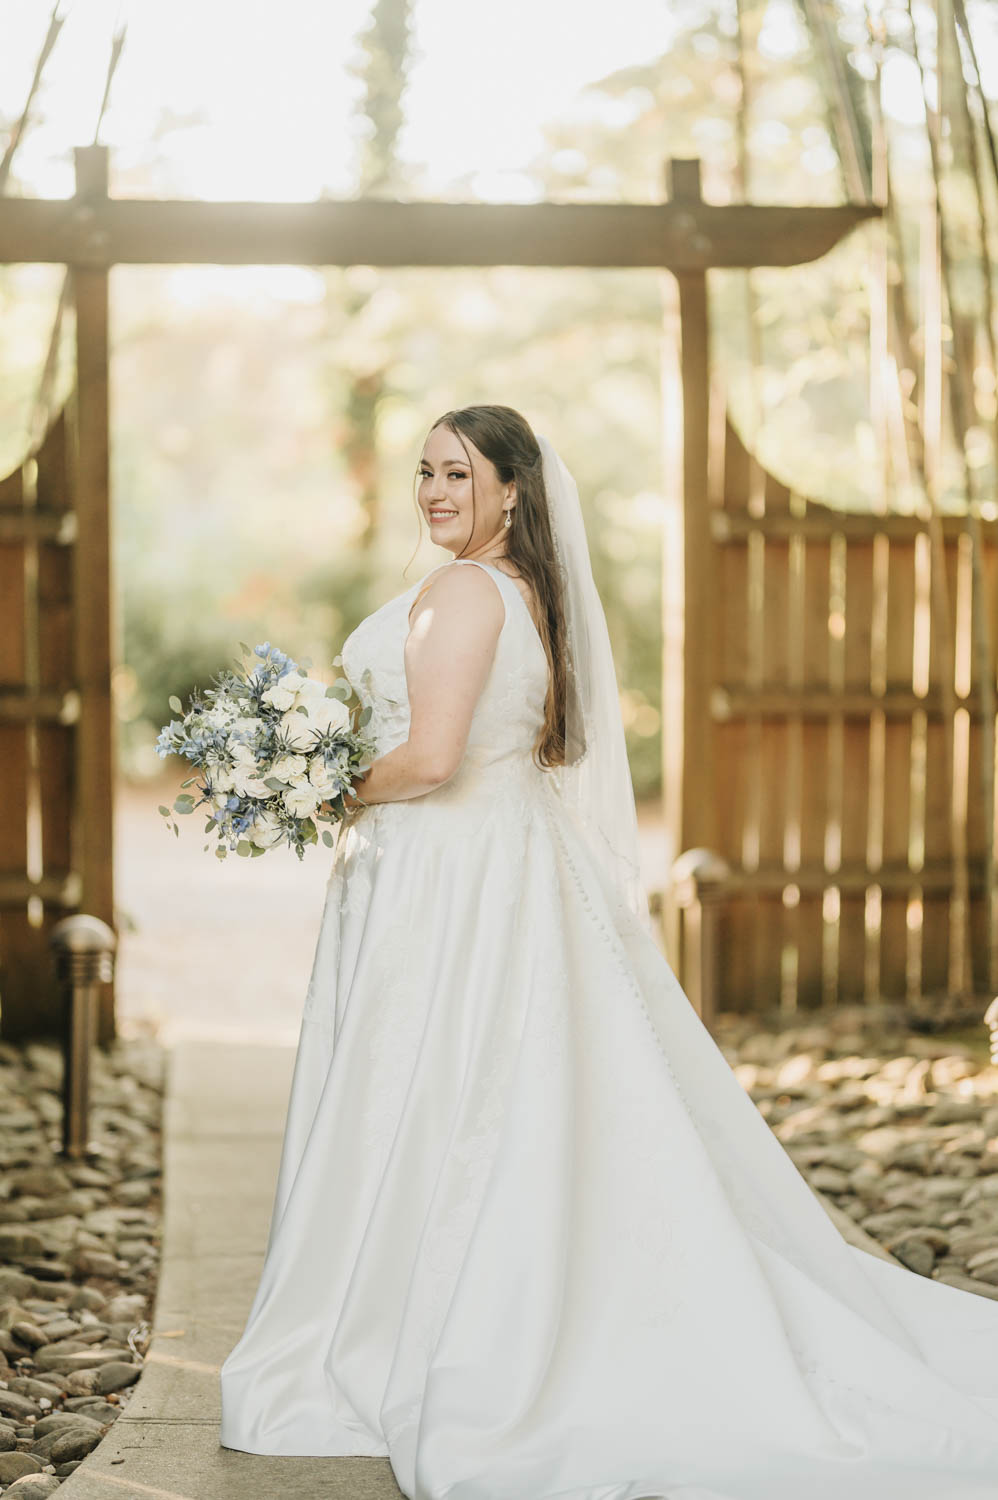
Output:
[662, 159, 716, 886]
[69, 145, 116, 1044]
[671, 847, 731, 1026]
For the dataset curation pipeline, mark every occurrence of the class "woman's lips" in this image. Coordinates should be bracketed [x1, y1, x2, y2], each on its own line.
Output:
[429, 510, 458, 522]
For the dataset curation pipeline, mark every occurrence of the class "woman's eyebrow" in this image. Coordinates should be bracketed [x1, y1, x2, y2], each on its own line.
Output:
[418, 458, 470, 468]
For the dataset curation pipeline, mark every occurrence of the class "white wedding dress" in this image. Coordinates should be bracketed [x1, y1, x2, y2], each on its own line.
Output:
[219, 557, 998, 1500]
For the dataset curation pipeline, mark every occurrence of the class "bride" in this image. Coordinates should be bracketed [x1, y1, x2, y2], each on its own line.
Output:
[219, 404, 998, 1499]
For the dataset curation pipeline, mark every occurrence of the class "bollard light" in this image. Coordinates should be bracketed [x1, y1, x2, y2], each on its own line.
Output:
[50, 914, 117, 1158]
[985, 996, 998, 1069]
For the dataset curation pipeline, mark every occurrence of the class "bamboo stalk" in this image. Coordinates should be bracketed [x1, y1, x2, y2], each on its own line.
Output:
[0, 5, 68, 194]
[906, 0, 994, 999]
[942, 0, 998, 989]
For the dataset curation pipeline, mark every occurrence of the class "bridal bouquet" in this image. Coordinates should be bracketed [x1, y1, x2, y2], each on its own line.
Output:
[155, 642, 378, 861]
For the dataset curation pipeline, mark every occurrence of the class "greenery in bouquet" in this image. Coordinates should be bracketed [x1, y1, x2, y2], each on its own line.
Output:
[156, 642, 378, 861]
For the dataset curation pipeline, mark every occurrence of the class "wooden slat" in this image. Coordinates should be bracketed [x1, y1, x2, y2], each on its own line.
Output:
[797, 531, 832, 1007]
[0, 194, 881, 272]
[756, 526, 791, 1011]
[880, 538, 916, 997]
[715, 416, 757, 1011]
[0, 546, 25, 688]
[921, 535, 961, 994]
[839, 541, 875, 1000]
[37, 543, 73, 691]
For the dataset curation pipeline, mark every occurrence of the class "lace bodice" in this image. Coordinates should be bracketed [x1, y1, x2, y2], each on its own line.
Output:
[340, 559, 551, 797]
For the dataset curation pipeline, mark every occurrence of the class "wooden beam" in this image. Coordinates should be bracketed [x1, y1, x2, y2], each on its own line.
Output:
[0, 194, 881, 271]
[68, 145, 116, 1043]
[0, 688, 79, 723]
[0, 508, 76, 542]
[711, 509, 998, 542]
[712, 685, 987, 721]
[694, 859, 990, 898]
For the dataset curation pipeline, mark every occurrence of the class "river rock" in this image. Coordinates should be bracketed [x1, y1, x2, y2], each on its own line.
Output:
[93, 1360, 142, 1394]
[3, 1474, 62, 1498]
[0, 1391, 42, 1420]
[888, 1235, 938, 1275]
[46, 1424, 105, 1463]
[0, 1451, 44, 1482]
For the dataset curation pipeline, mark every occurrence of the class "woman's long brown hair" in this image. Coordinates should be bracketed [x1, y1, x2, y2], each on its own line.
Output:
[413, 404, 568, 769]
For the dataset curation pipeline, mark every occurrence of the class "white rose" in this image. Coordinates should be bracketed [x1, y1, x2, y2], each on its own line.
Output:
[231, 766, 272, 799]
[279, 707, 320, 751]
[211, 765, 236, 793]
[308, 756, 337, 794]
[283, 784, 321, 818]
[308, 695, 351, 734]
[295, 675, 328, 701]
[261, 680, 298, 712]
[250, 809, 285, 848]
[271, 752, 308, 784]
[211, 791, 230, 811]
[230, 740, 259, 767]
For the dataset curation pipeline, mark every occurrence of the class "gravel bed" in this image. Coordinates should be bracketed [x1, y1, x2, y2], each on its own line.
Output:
[0, 1035, 164, 1495]
[713, 1005, 998, 1298]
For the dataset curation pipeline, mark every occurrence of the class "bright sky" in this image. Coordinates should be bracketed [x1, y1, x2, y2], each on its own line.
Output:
[6, 0, 994, 206]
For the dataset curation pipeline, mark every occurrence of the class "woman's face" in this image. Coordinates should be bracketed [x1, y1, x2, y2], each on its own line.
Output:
[417, 424, 513, 552]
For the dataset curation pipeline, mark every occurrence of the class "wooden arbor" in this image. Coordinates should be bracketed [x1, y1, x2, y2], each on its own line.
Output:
[0, 146, 880, 1039]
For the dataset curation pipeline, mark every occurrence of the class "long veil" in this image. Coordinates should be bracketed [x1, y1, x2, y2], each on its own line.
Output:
[537, 434, 652, 936]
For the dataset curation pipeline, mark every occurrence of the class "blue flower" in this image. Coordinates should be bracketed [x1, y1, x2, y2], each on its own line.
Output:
[254, 642, 271, 658]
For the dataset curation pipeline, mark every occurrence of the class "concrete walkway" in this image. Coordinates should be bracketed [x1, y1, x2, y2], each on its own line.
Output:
[60, 1039, 402, 1499]
[59, 1036, 897, 1500]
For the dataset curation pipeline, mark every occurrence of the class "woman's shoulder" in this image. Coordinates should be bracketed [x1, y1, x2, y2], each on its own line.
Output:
[407, 559, 506, 630]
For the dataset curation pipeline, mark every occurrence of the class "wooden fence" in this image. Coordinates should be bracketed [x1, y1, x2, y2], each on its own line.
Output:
[0, 383, 115, 1043]
[667, 403, 998, 1019]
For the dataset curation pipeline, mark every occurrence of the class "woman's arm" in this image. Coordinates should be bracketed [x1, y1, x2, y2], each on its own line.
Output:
[350, 565, 505, 807]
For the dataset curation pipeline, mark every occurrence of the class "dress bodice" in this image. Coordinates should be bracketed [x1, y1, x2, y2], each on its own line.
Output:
[340, 559, 551, 803]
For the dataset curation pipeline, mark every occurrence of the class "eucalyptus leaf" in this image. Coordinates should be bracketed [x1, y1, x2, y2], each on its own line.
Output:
[238, 641, 251, 656]
[264, 777, 285, 792]
[169, 695, 183, 714]
[158, 805, 170, 816]
[236, 841, 252, 857]
[215, 846, 227, 860]
[322, 829, 334, 847]
[359, 705, 372, 727]
[329, 681, 350, 700]
[173, 799, 194, 814]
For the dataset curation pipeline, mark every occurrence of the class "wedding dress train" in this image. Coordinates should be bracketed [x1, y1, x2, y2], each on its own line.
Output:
[219, 558, 998, 1500]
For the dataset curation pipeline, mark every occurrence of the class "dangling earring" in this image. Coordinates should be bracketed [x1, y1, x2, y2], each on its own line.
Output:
[504, 508, 512, 528]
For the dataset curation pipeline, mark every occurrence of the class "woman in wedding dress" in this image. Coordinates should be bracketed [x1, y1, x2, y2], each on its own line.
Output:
[219, 404, 998, 1500]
